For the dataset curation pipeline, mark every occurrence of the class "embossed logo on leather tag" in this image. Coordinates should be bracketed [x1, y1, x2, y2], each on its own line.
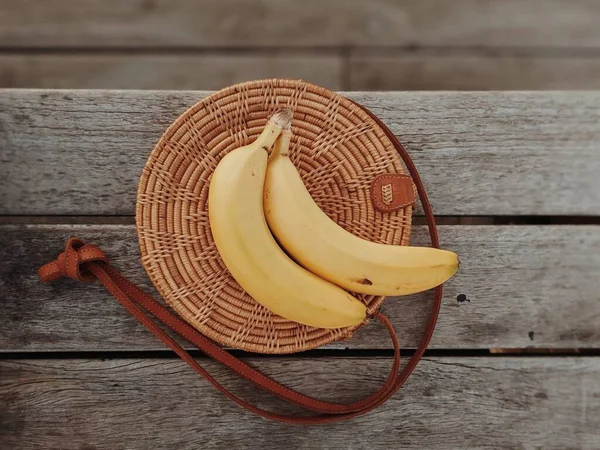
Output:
[370, 173, 415, 213]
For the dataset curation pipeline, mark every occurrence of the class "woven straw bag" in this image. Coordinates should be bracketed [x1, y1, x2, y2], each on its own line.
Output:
[38, 79, 443, 424]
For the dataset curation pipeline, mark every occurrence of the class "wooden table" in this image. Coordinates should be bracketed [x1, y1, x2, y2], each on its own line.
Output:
[1, 90, 599, 449]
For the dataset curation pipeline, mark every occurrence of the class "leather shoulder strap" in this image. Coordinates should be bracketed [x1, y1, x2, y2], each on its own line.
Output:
[38, 101, 443, 424]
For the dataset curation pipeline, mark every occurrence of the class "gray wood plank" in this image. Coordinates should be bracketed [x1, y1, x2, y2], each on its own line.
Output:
[351, 91, 600, 216]
[1, 0, 600, 48]
[0, 54, 342, 90]
[5, 54, 600, 92]
[1, 356, 598, 449]
[1, 90, 599, 215]
[1, 224, 598, 351]
[350, 54, 600, 90]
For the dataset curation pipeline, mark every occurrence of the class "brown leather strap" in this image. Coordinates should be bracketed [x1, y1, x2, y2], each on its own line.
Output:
[38, 101, 443, 424]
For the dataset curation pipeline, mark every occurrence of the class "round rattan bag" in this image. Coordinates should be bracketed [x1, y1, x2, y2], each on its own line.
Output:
[136, 79, 414, 354]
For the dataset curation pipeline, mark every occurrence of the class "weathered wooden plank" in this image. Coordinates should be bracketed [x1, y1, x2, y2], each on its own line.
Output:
[0, 54, 341, 90]
[1, 356, 598, 449]
[1, 224, 598, 351]
[5, 54, 600, 92]
[1, 90, 599, 216]
[1, 0, 600, 48]
[350, 54, 600, 90]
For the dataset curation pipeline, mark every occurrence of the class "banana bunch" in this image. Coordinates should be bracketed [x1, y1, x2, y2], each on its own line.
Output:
[209, 109, 458, 329]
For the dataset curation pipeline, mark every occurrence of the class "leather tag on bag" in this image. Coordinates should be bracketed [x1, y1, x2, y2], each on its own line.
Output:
[370, 173, 416, 213]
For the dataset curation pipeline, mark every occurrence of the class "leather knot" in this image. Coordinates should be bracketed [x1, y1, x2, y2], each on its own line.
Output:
[38, 237, 108, 283]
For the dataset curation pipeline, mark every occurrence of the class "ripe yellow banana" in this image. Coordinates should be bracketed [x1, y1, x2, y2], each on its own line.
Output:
[264, 130, 459, 296]
[208, 110, 367, 329]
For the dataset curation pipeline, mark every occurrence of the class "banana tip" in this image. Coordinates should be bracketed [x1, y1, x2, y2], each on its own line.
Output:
[270, 109, 293, 130]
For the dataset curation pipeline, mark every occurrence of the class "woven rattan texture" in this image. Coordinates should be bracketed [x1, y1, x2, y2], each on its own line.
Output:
[136, 79, 413, 354]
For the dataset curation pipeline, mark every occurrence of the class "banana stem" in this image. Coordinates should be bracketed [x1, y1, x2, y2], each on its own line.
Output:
[255, 109, 293, 151]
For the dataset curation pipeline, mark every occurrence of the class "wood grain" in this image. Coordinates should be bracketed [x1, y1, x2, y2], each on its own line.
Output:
[350, 54, 600, 90]
[4, 54, 600, 92]
[1, 224, 598, 351]
[0, 54, 342, 90]
[1, 90, 599, 216]
[1, 356, 598, 449]
[1, 0, 600, 48]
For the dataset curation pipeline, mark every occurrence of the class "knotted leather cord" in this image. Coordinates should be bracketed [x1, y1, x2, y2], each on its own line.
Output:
[38, 101, 443, 424]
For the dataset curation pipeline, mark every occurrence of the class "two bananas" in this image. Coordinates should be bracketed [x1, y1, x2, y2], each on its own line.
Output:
[209, 109, 459, 329]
